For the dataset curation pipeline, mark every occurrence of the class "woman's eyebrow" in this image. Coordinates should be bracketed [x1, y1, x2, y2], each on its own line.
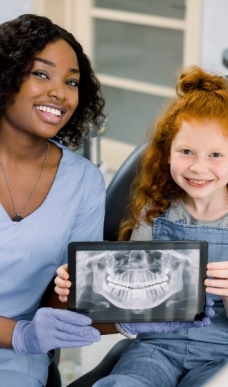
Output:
[33, 57, 80, 73]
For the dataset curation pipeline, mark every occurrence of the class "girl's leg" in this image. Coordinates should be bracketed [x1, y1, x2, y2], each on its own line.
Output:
[178, 359, 228, 387]
[177, 341, 228, 387]
[93, 340, 184, 387]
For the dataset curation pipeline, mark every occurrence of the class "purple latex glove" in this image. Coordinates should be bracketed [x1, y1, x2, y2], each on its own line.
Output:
[119, 296, 215, 335]
[12, 308, 100, 355]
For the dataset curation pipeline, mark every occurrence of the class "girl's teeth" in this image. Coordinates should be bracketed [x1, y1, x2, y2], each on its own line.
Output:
[190, 180, 206, 184]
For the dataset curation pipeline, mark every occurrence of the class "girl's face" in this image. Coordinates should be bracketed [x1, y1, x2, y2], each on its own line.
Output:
[0, 39, 80, 139]
[169, 119, 228, 203]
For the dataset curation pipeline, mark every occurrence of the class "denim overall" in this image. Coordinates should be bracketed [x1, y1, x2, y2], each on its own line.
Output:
[94, 208, 228, 387]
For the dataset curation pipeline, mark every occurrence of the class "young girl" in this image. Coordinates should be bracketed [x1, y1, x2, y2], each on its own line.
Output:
[0, 13, 106, 387]
[56, 66, 228, 386]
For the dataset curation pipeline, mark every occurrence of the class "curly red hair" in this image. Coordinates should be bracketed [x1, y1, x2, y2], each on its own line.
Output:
[119, 66, 228, 241]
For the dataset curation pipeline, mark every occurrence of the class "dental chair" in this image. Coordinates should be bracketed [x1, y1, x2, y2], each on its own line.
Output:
[67, 142, 148, 387]
[103, 142, 148, 242]
[46, 349, 61, 387]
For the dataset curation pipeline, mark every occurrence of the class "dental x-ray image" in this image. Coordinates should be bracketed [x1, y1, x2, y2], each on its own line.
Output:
[68, 241, 208, 323]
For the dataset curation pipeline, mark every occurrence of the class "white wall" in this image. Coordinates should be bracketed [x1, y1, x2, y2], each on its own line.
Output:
[200, 0, 228, 74]
[0, 0, 32, 23]
[1, 0, 228, 75]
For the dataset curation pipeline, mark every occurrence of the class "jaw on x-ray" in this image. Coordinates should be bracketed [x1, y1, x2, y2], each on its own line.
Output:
[76, 248, 199, 313]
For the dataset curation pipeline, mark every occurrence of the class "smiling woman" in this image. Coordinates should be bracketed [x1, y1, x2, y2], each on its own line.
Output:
[0, 13, 106, 387]
[4, 39, 80, 143]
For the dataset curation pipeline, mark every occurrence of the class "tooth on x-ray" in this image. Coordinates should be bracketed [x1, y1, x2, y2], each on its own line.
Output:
[77, 249, 197, 310]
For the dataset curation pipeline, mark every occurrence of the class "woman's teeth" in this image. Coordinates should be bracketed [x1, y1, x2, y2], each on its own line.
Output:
[36, 105, 61, 116]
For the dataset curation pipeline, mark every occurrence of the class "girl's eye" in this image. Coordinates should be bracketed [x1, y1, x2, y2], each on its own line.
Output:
[211, 152, 221, 158]
[31, 71, 48, 79]
[182, 149, 192, 155]
[67, 79, 79, 87]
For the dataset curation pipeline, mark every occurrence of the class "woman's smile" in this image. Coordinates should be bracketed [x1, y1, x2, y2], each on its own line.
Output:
[34, 104, 66, 125]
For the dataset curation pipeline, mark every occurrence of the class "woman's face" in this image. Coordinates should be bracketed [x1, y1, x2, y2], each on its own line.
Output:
[0, 39, 80, 139]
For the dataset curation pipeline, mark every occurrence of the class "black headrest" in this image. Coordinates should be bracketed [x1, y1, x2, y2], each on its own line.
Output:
[223, 48, 228, 69]
[104, 143, 148, 241]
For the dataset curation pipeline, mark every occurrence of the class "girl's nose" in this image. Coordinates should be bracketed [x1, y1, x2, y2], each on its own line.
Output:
[189, 162, 208, 173]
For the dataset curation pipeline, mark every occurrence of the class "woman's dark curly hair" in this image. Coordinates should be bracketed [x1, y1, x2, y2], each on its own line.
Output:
[0, 13, 105, 149]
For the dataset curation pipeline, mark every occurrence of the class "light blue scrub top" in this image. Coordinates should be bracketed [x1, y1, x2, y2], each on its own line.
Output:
[0, 141, 106, 385]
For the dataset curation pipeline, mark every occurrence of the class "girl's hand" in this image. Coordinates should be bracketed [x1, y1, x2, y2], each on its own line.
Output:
[54, 264, 72, 303]
[205, 261, 228, 298]
[118, 296, 214, 337]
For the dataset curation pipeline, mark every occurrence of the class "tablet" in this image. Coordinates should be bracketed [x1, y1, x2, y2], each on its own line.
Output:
[68, 240, 208, 323]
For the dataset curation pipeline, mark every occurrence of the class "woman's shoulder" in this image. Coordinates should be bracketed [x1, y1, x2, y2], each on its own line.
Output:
[56, 141, 103, 176]
[50, 141, 105, 195]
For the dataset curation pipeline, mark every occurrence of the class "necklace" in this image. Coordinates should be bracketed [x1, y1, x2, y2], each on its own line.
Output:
[0, 142, 49, 223]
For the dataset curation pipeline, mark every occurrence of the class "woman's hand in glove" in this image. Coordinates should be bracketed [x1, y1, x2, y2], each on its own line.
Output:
[12, 307, 100, 355]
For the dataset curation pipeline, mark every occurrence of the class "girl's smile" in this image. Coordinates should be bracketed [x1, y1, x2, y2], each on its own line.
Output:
[185, 178, 214, 188]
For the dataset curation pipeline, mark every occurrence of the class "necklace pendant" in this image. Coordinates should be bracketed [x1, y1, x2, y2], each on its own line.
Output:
[12, 214, 23, 223]
[1, 142, 49, 225]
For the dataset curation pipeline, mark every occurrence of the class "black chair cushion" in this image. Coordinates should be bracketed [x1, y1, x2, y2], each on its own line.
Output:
[104, 143, 147, 241]
[46, 361, 62, 387]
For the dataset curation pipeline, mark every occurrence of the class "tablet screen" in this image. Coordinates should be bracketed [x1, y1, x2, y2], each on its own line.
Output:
[68, 241, 207, 323]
